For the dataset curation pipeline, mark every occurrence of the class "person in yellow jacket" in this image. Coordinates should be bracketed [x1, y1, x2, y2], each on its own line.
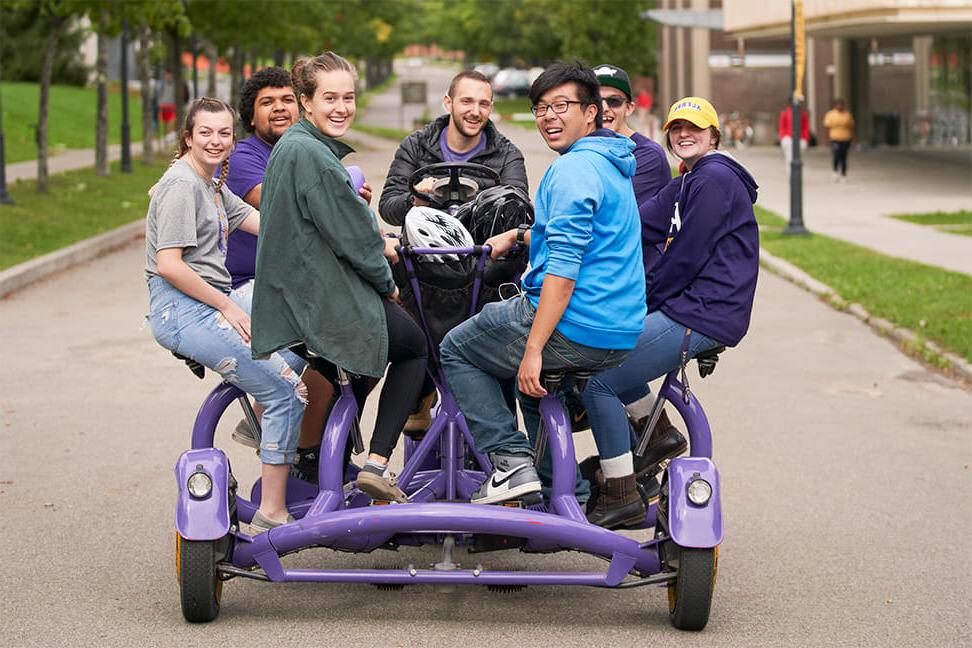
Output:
[823, 98, 855, 182]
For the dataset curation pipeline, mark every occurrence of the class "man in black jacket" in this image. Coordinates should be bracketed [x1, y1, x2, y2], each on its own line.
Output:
[379, 70, 529, 226]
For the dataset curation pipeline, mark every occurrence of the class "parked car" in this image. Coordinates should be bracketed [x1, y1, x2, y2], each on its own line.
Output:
[492, 68, 531, 98]
[473, 62, 499, 80]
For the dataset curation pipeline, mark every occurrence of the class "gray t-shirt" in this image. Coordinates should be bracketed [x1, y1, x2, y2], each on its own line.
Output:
[144, 159, 254, 292]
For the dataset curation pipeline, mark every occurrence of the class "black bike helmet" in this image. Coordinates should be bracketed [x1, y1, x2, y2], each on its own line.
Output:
[455, 185, 534, 244]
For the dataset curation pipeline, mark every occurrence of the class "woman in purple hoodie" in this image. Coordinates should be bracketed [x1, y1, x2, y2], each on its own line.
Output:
[580, 96, 759, 529]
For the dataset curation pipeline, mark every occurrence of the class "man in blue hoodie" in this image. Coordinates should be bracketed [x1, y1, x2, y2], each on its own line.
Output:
[440, 62, 646, 505]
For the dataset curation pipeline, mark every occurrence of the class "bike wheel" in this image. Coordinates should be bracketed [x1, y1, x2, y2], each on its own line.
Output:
[667, 544, 717, 631]
[177, 534, 223, 622]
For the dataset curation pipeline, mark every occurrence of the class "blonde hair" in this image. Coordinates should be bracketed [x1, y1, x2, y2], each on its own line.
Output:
[291, 51, 357, 103]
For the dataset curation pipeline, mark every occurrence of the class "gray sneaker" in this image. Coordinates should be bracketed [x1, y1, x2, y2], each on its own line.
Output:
[231, 419, 260, 449]
[471, 452, 541, 504]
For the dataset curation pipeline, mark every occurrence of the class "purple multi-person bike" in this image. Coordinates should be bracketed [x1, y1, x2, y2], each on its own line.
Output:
[173, 166, 724, 630]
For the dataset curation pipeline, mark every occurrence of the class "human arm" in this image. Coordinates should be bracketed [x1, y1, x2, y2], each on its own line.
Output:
[518, 275, 575, 397]
[237, 210, 260, 235]
[638, 176, 679, 244]
[304, 168, 396, 296]
[155, 247, 252, 342]
[484, 226, 529, 259]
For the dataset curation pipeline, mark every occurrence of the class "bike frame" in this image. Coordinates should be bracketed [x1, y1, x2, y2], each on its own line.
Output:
[176, 246, 721, 586]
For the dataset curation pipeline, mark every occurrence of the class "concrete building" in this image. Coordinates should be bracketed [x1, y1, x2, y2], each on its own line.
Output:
[652, 1, 972, 148]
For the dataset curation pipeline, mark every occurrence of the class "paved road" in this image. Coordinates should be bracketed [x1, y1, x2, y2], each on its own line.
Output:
[3, 62, 972, 647]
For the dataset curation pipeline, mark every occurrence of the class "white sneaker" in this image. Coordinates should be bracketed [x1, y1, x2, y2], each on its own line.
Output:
[831, 172, 839, 182]
[471, 452, 541, 504]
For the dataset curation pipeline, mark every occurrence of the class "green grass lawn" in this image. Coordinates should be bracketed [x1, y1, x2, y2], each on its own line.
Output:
[1, 81, 146, 164]
[0, 159, 168, 270]
[757, 206, 972, 363]
[890, 209, 972, 238]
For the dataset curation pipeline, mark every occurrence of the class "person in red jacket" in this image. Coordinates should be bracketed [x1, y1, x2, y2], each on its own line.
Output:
[778, 101, 810, 176]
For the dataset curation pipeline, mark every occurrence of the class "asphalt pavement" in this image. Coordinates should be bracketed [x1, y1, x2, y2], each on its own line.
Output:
[2, 60, 971, 646]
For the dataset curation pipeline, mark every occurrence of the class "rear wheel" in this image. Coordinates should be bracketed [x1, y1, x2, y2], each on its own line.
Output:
[177, 535, 223, 622]
[667, 544, 717, 631]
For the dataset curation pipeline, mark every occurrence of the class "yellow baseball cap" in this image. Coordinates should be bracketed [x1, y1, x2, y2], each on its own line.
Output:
[663, 96, 720, 131]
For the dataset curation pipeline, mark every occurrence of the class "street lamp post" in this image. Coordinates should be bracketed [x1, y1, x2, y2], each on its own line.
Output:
[120, 20, 132, 173]
[784, 0, 808, 235]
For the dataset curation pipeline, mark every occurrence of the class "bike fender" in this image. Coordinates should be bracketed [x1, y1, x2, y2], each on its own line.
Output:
[667, 456, 723, 548]
[174, 448, 230, 541]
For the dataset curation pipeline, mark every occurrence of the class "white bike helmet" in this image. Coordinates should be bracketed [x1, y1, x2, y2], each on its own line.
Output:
[404, 206, 474, 263]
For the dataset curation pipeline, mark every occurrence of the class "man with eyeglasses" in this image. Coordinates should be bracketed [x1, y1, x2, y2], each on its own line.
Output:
[440, 62, 646, 506]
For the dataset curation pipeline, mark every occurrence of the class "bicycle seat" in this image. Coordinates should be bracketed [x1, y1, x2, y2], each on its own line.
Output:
[541, 368, 595, 392]
[695, 346, 726, 379]
[171, 351, 205, 380]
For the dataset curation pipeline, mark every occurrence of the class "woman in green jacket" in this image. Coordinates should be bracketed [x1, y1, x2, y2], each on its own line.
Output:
[252, 52, 427, 502]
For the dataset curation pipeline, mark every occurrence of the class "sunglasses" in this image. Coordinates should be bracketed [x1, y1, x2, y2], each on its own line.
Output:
[601, 96, 629, 109]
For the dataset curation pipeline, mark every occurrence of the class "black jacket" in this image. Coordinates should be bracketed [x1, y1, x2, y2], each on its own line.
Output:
[378, 114, 529, 226]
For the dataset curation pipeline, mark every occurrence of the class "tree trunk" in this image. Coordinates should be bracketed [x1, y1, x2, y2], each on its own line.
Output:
[94, 4, 109, 177]
[137, 24, 154, 163]
[229, 45, 243, 114]
[168, 28, 187, 132]
[37, 13, 63, 194]
[207, 43, 217, 98]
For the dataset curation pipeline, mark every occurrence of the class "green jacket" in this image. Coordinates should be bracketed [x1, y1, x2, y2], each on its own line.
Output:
[251, 119, 395, 377]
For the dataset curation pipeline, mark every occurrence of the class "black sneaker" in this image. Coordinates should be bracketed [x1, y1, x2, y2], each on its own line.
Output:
[290, 446, 320, 485]
[632, 409, 687, 477]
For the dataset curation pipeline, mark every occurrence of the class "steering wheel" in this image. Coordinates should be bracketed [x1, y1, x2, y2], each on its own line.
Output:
[408, 161, 501, 210]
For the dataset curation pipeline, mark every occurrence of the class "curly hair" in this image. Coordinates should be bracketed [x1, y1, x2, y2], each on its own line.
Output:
[239, 66, 293, 134]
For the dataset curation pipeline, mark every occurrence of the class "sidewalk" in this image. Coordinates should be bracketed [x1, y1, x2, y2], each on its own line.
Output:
[731, 145, 972, 276]
[5, 135, 176, 183]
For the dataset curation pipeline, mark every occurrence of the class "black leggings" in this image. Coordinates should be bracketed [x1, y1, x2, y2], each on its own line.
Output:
[831, 140, 851, 176]
[303, 299, 428, 459]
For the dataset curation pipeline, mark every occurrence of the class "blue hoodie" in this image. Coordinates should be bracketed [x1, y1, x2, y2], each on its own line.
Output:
[639, 151, 759, 347]
[522, 130, 647, 350]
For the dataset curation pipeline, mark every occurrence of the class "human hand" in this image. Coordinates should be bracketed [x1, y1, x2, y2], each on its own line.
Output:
[219, 300, 252, 343]
[383, 237, 400, 264]
[358, 181, 373, 204]
[485, 229, 517, 259]
[387, 286, 401, 304]
[517, 348, 547, 398]
[414, 177, 435, 194]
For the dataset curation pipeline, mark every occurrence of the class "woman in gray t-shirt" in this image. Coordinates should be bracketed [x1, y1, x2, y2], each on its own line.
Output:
[145, 97, 307, 532]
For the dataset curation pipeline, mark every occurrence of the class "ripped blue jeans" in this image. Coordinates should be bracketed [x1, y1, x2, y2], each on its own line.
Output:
[147, 276, 307, 464]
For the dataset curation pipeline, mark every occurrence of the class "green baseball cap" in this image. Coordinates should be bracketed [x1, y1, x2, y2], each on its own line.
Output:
[593, 64, 632, 101]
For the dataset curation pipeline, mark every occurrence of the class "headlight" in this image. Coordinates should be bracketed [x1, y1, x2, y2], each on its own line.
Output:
[187, 471, 213, 499]
[686, 478, 712, 506]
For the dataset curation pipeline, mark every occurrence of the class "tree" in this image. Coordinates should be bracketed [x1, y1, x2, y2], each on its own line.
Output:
[136, 24, 155, 163]
[94, 1, 108, 176]
[37, 3, 67, 194]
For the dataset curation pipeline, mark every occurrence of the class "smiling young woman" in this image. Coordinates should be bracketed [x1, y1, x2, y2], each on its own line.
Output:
[251, 52, 429, 503]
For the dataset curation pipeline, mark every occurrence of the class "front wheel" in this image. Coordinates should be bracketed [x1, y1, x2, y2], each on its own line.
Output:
[177, 535, 223, 622]
[667, 544, 717, 631]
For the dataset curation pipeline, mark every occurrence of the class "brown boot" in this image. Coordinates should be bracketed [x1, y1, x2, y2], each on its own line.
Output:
[404, 391, 438, 433]
[586, 473, 646, 530]
[632, 409, 687, 477]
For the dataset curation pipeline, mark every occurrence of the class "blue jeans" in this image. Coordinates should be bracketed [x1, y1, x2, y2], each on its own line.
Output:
[440, 296, 630, 501]
[580, 310, 721, 460]
[147, 276, 307, 464]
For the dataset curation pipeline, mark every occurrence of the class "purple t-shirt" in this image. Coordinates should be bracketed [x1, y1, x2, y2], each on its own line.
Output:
[225, 135, 272, 288]
[439, 131, 486, 162]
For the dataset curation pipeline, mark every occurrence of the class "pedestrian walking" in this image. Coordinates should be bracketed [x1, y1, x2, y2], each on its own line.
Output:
[824, 98, 855, 182]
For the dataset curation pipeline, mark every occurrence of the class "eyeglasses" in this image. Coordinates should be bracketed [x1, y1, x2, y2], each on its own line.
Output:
[531, 100, 586, 117]
[601, 96, 628, 109]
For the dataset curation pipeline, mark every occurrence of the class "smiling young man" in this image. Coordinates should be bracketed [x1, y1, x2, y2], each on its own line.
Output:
[378, 70, 528, 226]
[440, 62, 646, 505]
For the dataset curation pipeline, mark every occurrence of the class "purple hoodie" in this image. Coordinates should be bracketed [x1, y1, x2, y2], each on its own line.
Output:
[638, 151, 759, 346]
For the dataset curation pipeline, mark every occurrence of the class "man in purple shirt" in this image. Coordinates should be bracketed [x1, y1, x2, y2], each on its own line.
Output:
[225, 67, 300, 287]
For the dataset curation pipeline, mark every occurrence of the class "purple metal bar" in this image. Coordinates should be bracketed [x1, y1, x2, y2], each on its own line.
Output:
[408, 245, 489, 256]
[233, 502, 659, 576]
[191, 382, 244, 449]
[660, 375, 713, 458]
[537, 395, 587, 523]
[397, 412, 447, 491]
[270, 566, 633, 587]
[444, 419, 458, 500]
[308, 381, 359, 516]
[467, 248, 490, 317]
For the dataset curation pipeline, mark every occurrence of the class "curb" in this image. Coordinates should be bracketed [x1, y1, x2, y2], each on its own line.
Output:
[0, 220, 144, 299]
[759, 248, 972, 385]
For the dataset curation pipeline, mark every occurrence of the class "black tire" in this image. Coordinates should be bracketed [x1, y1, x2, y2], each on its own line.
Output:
[667, 544, 717, 631]
[178, 536, 223, 622]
